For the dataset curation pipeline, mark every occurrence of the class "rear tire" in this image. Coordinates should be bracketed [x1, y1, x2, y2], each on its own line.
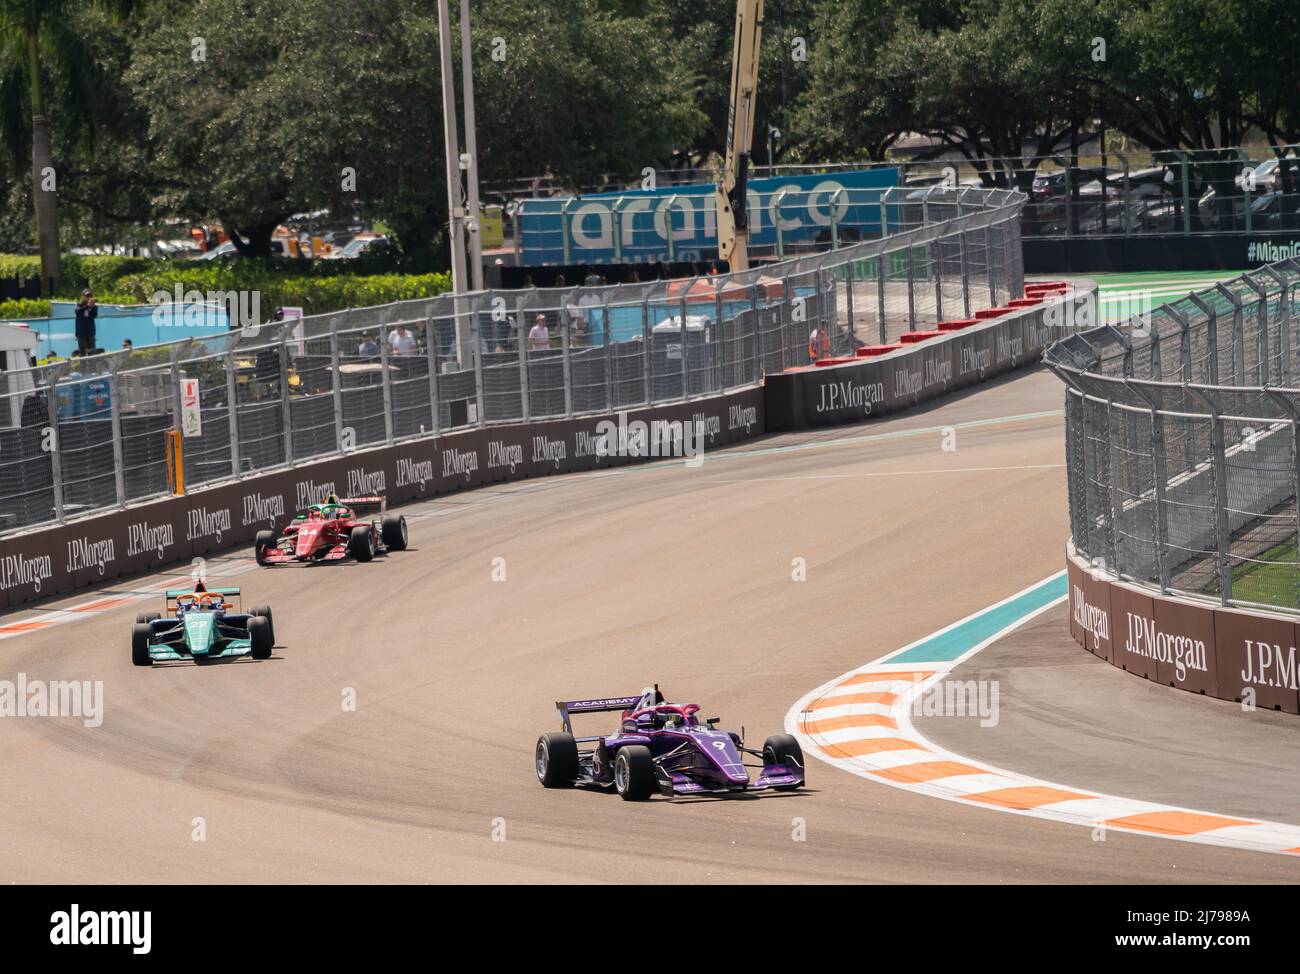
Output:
[535, 732, 579, 788]
[131, 623, 153, 667]
[348, 525, 374, 562]
[763, 734, 804, 790]
[135, 612, 160, 625]
[614, 745, 655, 801]
[248, 616, 273, 660]
[254, 530, 277, 566]
[381, 514, 408, 551]
[250, 605, 274, 644]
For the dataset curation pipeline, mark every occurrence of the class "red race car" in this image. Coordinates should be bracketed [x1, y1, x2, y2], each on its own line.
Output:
[254, 494, 408, 566]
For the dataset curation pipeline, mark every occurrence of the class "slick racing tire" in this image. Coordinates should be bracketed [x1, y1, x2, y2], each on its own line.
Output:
[535, 732, 579, 788]
[248, 616, 273, 660]
[131, 623, 153, 667]
[250, 605, 275, 644]
[380, 514, 408, 551]
[254, 530, 278, 566]
[348, 525, 375, 562]
[135, 612, 160, 625]
[614, 745, 655, 801]
[762, 734, 804, 790]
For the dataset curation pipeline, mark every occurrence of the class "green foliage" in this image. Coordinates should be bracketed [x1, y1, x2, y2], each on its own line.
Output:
[0, 298, 51, 319]
[111, 266, 451, 316]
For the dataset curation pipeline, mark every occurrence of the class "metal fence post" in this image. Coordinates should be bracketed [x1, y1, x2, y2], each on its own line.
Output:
[515, 300, 530, 421]
[843, 259, 856, 350]
[642, 297, 652, 404]
[1187, 387, 1233, 602]
[48, 372, 64, 522]
[277, 326, 293, 464]
[105, 359, 126, 506]
[604, 294, 616, 408]
[905, 243, 916, 332]
[329, 316, 344, 452]
[1188, 292, 1218, 384]
[224, 347, 241, 479]
[471, 297, 486, 426]
[678, 288, 690, 401]
[931, 239, 943, 323]
[378, 320, 395, 445]
[425, 315, 442, 434]
[561, 300, 574, 416]
[986, 228, 997, 307]
[959, 231, 971, 318]
[876, 251, 888, 344]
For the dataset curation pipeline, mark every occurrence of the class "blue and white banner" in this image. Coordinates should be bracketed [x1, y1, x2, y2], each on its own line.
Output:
[518, 168, 899, 265]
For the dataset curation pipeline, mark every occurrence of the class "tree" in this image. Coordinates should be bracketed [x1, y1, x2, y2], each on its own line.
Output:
[0, 0, 134, 292]
[469, 0, 708, 187]
[127, 0, 445, 259]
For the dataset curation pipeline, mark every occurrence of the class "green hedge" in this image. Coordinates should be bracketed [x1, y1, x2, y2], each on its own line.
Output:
[0, 298, 51, 320]
[112, 268, 451, 316]
[0, 253, 452, 321]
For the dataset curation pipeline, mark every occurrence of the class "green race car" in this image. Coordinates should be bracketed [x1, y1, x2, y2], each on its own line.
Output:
[132, 583, 275, 666]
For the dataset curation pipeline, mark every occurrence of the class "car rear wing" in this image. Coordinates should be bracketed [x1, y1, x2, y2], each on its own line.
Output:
[164, 587, 242, 614]
[555, 695, 642, 736]
[340, 495, 386, 515]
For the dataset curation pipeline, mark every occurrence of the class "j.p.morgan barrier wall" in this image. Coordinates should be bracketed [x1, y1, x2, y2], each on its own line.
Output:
[0, 387, 764, 609]
[1067, 543, 1300, 713]
[763, 283, 1097, 431]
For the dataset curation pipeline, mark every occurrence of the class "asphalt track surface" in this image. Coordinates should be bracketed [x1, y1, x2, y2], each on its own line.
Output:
[1, 367, 1296, 883]
[917, 604, 1300, 828]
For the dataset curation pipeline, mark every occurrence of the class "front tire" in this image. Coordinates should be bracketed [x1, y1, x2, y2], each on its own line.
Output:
[381, 514, 408, 551]
[250, 605, 274, 644]
[348, 525, 375, 562]
[614, 745, 655, 801]
[254, 530, 277, 566]
[535, 732, 579, 788]
[763, 734, 804, 790]
[131, 623, 153, 667]
[248, 616, 273, 660]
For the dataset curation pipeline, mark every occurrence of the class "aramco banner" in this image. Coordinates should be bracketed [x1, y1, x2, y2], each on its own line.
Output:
[517, 168, 900, 266]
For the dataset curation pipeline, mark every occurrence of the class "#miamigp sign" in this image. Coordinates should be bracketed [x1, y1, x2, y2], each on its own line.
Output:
[517, 168, 900, 265]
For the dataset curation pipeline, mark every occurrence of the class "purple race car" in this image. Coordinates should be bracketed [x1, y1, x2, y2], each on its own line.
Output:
[534, 685, 805, 800]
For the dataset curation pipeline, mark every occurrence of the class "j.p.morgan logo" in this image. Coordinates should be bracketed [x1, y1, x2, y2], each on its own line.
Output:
[816, 379, 884, 414]
[895, 358, 952, 398]
[996, 332, 1024, 364]
[692, 411, 721, 441]
[959, 345, 991, 376]
[66, 536, 116, 576]
[1071, 584, 1110, 650]
[1241, 639, 1300, 691]
[242, 490, 285, 527]
[1123, 612, 1208, 682]
[488, 440, 523, 473]
[531, 434, 567, 469]
[187, 505, 232, 544]
[442, 446, 479, 481]
[396, 456, 435, 490]
[295, 479, 335, 509]
[126, 519, 175, 560]
[728, 403, 757, 432]
[347, 466, 386, 496]
[0, 551, 53, 593]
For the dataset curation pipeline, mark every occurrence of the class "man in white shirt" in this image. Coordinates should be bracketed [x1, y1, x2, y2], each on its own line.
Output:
[388, 323, 417, 356]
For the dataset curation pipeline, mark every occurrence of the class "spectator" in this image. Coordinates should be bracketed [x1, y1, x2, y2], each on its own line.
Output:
[74, 290, 98, 355]
[357, 333, 380, 356]
[528, 314, 551, 351]
[808, 326, 830, 362]
[388, 323, 417, 356]
[121, 339, 133, 352]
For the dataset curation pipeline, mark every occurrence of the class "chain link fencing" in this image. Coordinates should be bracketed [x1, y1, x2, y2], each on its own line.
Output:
[0, 186, 1023, 536]
[1047, 256, 1300, 612]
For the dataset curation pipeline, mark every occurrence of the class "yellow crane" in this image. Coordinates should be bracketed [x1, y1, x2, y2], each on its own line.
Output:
[715, 0, 763, 272]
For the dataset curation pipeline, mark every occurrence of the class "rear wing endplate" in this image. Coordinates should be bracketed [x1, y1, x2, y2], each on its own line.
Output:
[341, 495, 387, 515]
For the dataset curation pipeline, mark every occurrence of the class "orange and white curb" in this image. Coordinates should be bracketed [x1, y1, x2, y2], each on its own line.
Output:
[785, 574, 1300, 859]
